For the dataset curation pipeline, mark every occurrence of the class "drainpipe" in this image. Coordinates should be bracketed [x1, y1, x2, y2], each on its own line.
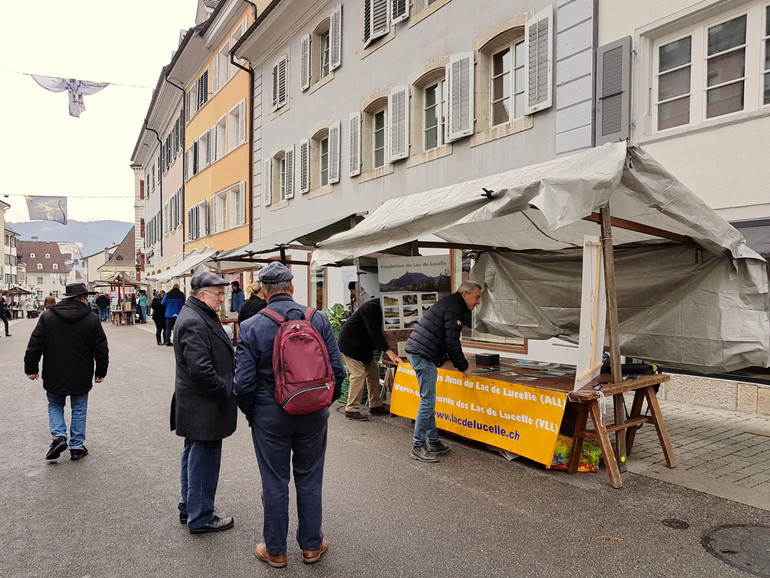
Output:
[144, 122, 164, 263]
[164, 76, 187, 290]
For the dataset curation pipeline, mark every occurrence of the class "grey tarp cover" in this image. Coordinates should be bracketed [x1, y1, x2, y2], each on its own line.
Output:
[312, 142, 769, 373]
[146, 248, 214, 282]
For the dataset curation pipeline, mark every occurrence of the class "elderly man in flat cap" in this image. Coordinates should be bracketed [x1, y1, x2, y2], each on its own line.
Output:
[24, 283, 109, 461]
[171, 271, 237, 534]
[235, 262, 345, 567]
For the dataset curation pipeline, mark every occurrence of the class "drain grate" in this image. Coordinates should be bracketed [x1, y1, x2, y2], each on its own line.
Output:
[702, 525, 770, 577]
[662, 518, 690, 530]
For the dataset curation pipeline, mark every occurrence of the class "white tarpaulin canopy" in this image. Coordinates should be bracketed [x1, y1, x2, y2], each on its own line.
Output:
[312, 143, 769, 373]
[146, 248, 214, 283]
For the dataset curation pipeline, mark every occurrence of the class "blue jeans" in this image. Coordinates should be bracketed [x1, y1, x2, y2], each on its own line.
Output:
[408, 353, 441, 447]
[137, 307, 146, 323]
[250, 404, 328, 555]
[165, 318, 176, 344]
[47, 392, 89, 449]
[98, 306, 109, 321]
[179, 438, 223, 530]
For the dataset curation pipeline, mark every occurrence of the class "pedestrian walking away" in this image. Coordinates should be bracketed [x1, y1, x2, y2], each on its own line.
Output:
[171, 272, 237, 534]
[0, 290, 11, 336]
[234, 262, 345, 567]
[337, 298, 402, 420]
[23, 283, 109, 461]
[95, 292, 110, 322]
[162, 284, 186, 346]
[44, 293, 56, 309]
[151, 290, 167, 345]
[404, 280, 483, 463]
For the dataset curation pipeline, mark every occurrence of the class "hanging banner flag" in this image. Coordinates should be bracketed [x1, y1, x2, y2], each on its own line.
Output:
[25, 196, 68, 225]
[30, 75, 108, 117]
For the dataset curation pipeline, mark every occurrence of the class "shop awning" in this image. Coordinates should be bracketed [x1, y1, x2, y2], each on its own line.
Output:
[146, 248, 215, 282]
[216, 215, 363, 261]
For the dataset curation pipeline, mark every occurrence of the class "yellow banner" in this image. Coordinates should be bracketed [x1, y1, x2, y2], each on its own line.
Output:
[391, 364, 567, 465]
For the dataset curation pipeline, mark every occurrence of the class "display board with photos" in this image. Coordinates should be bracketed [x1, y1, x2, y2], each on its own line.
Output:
[377, 255, 450, 332]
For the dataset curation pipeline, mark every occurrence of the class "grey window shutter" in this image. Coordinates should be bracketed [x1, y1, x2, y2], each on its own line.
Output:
[391, 0, 409, 25]
[284, 145, 295, 199]
[264, 158, 272, 206]
[185, 91, 191, 123]
[365, 0, 389, 47]
[446, 52, 474, 141]
[388, 85, 409, 161]
[329, 120, 341, 183]
[187, 208, 194, 240]
[299, 139, 310, 193]
[300, 34, 311, 91]
[524, 5, 553, 114]
[200, 201, 209, 236]
[276, 57, 287, 108]
[199, 69, 209, 107]
[349, 111, 361, 177]
[330, 5, 342, 71]
[595, 36, 632, 145]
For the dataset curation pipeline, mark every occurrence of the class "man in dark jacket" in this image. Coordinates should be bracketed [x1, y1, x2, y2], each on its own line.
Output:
[237, 281, 267, 323]
[234, 262, 345, 568]
[404, 280, 482, 463]
[24, 283, 109, 461]
[162, 283, 186, 346]
[95, 292, 110, 322]
[150, 290, 167, 345]
[338, 298, 401, 420]
[171, 272, 237, 534]
[230, 280, 245, 314]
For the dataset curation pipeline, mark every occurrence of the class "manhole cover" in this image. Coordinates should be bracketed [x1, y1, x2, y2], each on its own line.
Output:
[702, 525, 770, 576]
[662, 518, 690, 529]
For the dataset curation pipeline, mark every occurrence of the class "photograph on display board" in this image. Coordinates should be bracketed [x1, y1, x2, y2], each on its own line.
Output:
[377, 256, 451, 293]
[383, 295, 401, 307]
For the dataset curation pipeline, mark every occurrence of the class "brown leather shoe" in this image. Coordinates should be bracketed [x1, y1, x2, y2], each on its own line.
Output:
[302, 538, 328, 564]
[255, 542, 287, 568]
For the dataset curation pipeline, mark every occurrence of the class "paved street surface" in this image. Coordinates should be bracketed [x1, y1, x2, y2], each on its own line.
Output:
[2, 316, 769, 577]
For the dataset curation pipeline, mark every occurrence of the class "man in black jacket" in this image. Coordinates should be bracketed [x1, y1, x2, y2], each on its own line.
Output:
[171, 271, 237, 534]
[338, 298, 401, 420]
[24, 283, 109, 461]
[405, 280, 482, 463]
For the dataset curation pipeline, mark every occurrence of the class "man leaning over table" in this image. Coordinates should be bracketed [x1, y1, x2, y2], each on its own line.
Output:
[404, 280, 483, 463]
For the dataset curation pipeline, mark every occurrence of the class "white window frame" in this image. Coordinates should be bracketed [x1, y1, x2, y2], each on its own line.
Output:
[215, 115, 227, 160]
[490, 40, 526, 127]
[228, 101, 246, 151]
[229, 182, 246, 227]
[213, 191, 228, 233]
[421, 78, 446, 152]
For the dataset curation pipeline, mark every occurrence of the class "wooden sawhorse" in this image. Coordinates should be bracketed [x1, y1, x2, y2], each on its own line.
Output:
[567, 374, 675, 488]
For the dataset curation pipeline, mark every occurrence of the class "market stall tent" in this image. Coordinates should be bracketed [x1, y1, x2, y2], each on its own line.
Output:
[312, 142, 769, 374]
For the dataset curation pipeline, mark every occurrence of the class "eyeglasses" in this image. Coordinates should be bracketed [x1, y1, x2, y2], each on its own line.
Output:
[202, 289, 225, 298]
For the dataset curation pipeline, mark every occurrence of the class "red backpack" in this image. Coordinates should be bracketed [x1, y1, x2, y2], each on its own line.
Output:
[259, 307, 335, 415]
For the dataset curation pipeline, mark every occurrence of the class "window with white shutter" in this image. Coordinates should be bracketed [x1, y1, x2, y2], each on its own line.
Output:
[330, 5, 342, 70]
[300, 34, 311, 91]
[284, 146, 295, 199]
[272, 56, 288, 110]
[299, 139, 310, 193]
[524, 5, 553, 114]
[349, 111, 361, 177]
[185, 91, 191, 123]
[364, 0, 389, 47]
[187, 206, 199, 240]
[198, 69, 209, 109]
[388, 85, 409, 161]
[595, 37, 631, 145]
[263, 158, 273, 206]
[230, 182, 245, 226]
[446, 52, 475, 141]
[391, 0, 409, 25]
[328, 120, 341, 183]
[215, 116, 227, 159]
[199, 201, 209, 237]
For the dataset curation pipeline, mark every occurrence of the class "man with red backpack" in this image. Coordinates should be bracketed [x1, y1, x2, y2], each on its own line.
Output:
[234, 262, 345, 568]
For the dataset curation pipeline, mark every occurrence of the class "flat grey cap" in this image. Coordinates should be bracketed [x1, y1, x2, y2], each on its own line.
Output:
[258, 262, 294, 284]
[190, 271, 229, 291]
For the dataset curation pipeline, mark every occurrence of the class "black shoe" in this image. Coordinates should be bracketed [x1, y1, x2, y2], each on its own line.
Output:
[428, 440, 450, 454]
[369, 405, 389, 415]
[165, 342, 173, 347]
[411, 444, 438, 463]
[70, 447, 89, 461]
[5, 334, 10, 337]
[345, 411, 368, 421]
[189, 515, 234, 534]
[46, 436, 68, 460]
[179, 512, 188, 524]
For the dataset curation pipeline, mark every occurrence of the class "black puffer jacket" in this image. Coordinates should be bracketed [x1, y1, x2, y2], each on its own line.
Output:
[24, 299, 109, 395]
[405, 292, 469, 371]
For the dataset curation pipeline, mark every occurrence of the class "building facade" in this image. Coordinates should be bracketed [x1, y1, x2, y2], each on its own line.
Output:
[17, 240, 74, 299]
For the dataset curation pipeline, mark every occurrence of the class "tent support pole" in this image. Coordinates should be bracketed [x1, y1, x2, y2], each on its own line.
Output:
[600, 205, 627, 473]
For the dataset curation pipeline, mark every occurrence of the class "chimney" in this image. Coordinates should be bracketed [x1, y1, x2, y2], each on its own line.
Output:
[32, 236, 38, 240]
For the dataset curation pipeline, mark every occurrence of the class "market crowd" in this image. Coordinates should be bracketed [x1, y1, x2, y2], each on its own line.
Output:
[21, 264, 482, 569]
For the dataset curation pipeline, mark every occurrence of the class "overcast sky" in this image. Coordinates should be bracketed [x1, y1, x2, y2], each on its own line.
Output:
[0, 0, 197, 224]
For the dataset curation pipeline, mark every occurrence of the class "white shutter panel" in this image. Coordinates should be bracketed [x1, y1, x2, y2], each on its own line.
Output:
[200, 202, 209, 236]
[237, 181, 245, 225]
[212, 55, 219, 94]
[185, 91, 191, 122]
[524, 5, 553, 114]
[274, 56, 287, 109]
[271, 61, 279, 109]
[388, 85, 409, 161]
[364, 0, 389, 47]
[300, 34, 311, 91]
[446, 52, 475, 141]
[263, 158, 272, 206]
[595, 36, 631, 145]
[299, 139, 310, 193]
[328, 120, 341, 183]
[187, 207, 195, 240]
[391, 0, 409, 25]
[284, 146, 295, 199]
[239, 100, 246, 144]
[349, 112, 361, 177]
[330, 4, 342, 71]
[210, 198, 217, 234]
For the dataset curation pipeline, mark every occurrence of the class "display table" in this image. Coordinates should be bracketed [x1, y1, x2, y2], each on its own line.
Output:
[111, 310, 135, 325]
[392, 358, 674, 488]
[9, 307, 24, 319]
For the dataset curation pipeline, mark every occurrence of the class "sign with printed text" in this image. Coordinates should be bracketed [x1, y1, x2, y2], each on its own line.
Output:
[392, 364, 567, 465]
